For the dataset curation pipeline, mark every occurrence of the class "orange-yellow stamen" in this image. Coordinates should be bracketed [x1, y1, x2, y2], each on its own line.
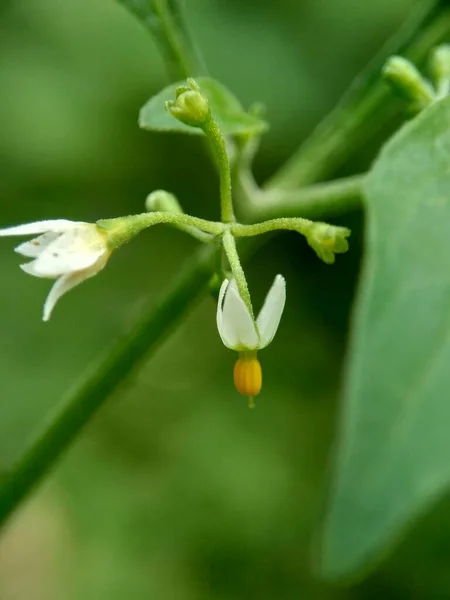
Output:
[233, 353, 262, 399]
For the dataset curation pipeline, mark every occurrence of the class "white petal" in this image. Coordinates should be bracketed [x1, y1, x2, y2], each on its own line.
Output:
[39, 228, 106, 274]
[216, 279, 233, 347]
[216, 278, 227, 336]
[15, 232, 60, 257]
[20, 261, 46, 277]
[0, 220, 82, 237]
[21, 248, 104, 278]
[256, 274, 286, 349]
[221, 279, 259, 350]
[43, 272, 90, 321]
[42, 254, 108, 321]
[24, 226, 107, 277]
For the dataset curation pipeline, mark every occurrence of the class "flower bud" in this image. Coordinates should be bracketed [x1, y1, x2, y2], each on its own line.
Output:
[166, 78, 210, 128]
[306, 223, 350, 265]
[430, 45, 450, 98]
[382, 56, 435, 112]
[145, 190, 183, 214]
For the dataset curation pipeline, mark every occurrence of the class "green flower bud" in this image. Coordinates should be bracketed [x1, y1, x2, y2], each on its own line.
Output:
[382, 56, 435, 112]
[145, 190, 184, 214]
[430, 45, 450, 98]
[166, 78, 210, 128]
[306, 223, 351, 265]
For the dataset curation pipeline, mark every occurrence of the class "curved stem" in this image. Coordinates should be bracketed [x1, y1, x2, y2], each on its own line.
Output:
[231, 217, 314, 238]
[98, 211, 224, 249]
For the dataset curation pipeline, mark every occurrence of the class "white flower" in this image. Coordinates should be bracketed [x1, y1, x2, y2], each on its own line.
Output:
[216, 275, 286, 405]
[217, 274, 286, 351]
[0, 219, 111, 321]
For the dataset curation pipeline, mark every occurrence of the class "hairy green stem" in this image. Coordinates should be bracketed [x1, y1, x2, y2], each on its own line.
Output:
[98, 211, 224, 248]
[222, 230, 254, 317]
[202, 118, 235, 223]
[231, 217, 313, 238]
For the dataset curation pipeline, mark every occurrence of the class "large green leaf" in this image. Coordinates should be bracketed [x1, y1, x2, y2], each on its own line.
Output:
[139, 77, 268, 136]
[321, 96, 450, 579]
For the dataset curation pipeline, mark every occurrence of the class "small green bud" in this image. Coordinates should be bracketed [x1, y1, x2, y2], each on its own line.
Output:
[306, 223, 351, 265]
[145, 190, 184, 214]
[430, 45, 450, 98]
[166, 78, 210, 128]
[383, 56, 435, 112]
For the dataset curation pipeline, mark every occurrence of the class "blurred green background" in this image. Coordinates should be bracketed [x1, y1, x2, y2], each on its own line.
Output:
[1, 0, 448, 598]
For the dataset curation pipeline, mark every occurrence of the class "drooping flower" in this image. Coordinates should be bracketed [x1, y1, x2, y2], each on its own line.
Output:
[0, 220, 111, 321]
[216, 275, 286, 406]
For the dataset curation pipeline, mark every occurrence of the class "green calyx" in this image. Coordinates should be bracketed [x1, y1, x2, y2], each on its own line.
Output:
[306, 223, 351, 265]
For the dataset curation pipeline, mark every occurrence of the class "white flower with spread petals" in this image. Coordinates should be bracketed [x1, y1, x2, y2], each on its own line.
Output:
[0, 219, 111, 321]
[216, 274, 286, 406]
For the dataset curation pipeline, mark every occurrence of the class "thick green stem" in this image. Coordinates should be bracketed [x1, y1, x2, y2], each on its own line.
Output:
[202, 118, 235, 223]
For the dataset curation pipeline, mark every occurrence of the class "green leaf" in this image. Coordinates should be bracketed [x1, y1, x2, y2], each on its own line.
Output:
[321, 96, 450, 579]
[139, 77, 268, 136]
